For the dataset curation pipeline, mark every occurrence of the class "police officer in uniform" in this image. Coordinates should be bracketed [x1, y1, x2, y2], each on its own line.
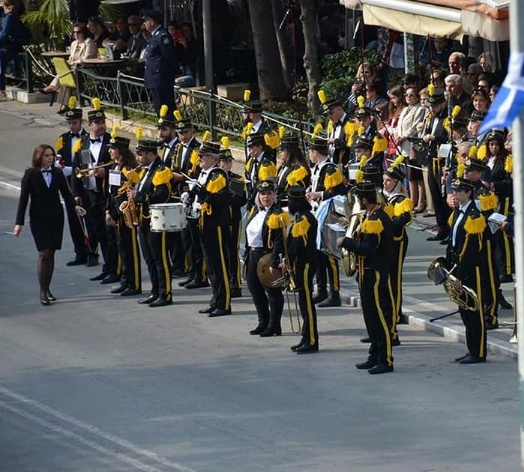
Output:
[142, 9, 178, 117]
[194, 141, 232, 317]
[55, 103, 89, 266]
[285, 186, 320, 354]
[245, 180, 289, 336]
[127, 139, 173, 307]
[338, 181, 395, 374]
[306, 137, 346, 308]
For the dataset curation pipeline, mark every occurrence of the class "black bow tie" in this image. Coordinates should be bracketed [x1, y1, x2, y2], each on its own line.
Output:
[70, 133, 80, 138]
[90, 138, 101, 144]
[42, 169, 52, 174]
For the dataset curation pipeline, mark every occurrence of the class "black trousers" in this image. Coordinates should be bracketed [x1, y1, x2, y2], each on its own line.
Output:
[316, 251, 340, 294]
[460, 307, 487, 359]
[105, 224, 121, 277]
[186, 218, 206, 282]
[297, 261, 318, 347]
[359, 268, 393, 367]
[495, 225, 515, 277]
[139, 224, 173, 300]
[226, 217, 242, 289]
[389, 237, 408, 339]
[85, 201, 108, 267]
[170, 231, 186, 273]
[201, 225, 231, 310]
[427, 158, 450, 230]
[149, 83, 175, 118]
[246, 248, 284, 329]
[65, 198, 88, 258]
[118, 222, 142, 291]
[483, 236, 499, 326]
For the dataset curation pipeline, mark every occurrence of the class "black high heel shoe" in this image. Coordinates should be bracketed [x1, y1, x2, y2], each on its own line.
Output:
[40, 292, 50, 306]
[46, 290, 56, 302]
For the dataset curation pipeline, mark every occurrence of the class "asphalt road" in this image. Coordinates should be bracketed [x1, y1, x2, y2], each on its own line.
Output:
[0, 103, 520, 471]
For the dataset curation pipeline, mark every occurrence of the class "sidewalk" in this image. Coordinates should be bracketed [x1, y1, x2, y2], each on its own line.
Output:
[0, 97, 517, 360]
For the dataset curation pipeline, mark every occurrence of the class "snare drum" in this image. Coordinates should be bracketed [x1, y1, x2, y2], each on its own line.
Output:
[150, 203, 187, 232]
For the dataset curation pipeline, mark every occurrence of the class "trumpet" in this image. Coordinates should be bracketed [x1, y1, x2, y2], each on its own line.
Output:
[75, 161, 115, 178]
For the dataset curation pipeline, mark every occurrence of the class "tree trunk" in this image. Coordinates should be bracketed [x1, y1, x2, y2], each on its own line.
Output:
[271, 0, 293, 90]
[299, 0, 322, 116]
[246, 0, 290, 102]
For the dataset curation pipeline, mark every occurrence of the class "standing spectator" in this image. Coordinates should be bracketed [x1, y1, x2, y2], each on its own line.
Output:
[14, 144, 86, 305]
[444, 74, 473, 114]
[87, 16, 110, 48]
[0, 0, 24, 100]
[381, 85, 406, 161]
[142, 9, 178, 117]
[448, 51, 464, 75]
[471, 87, 490, 114]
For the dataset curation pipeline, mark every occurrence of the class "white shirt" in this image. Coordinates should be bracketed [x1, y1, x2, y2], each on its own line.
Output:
[246, 208, 268, 248]
[88, 137, 103, 189]
[452, 201, 471, 248]
[311, 159, 330, 192]
[138, 162, 155, 191]
[42, 169, 52, 188]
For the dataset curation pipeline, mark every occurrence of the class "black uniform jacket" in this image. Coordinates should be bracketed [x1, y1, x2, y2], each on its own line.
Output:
[143, 26, 178, 89]
[287, 210, 318, 273]
[383, 193, 413, 241]
[313, 161, 346, 200]
[56, 129, 88, 170]
[196, 166, 231, 229]
[245, 204, 290, 269]
[135, 157, 172, 221]
[341, 206, 393, 273]
[227, 170, 247, 223]
[172, 137, 201, 194]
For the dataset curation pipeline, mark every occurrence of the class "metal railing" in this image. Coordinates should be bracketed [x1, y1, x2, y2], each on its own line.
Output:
[5, 49, 35, 93]
[74, 69, 314, 138]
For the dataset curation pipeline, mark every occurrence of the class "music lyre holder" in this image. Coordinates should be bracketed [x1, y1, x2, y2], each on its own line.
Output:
[429, 309, 459, 323]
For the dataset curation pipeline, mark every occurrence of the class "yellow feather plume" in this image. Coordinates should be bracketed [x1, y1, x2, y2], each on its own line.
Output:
[359, 155, 368, 169]
[317, 90, 327, 104]
[243, 89, 251, 102]
[159, 104, 168, 118]
[451, 105, 461, 118]
[357, 126, 365, 136]
[278, 125, 286, 139]
[264, 131, 280, 149]
[174, 110, 183, 121]
[312, 122, 323, 138]
[242, 122, 254, 139]
[202, 130, 211, 142]
[456, 163, 465, 178]
[68, 96, 77, 110]
[355, 169, 363, 183]
[258, 162, 277, 180]
[468, 145, 478, 158]
[221, 136, 230, 149]
[357, 96, 365, 109]
[428, 83, 435, 96]
[135, 127, 143, 141]
[391, 155, 405, 168]
[55, 136, 64, 152]
[91, 97, 101, 111]
[111, 125, 118, 139]
[344, 121, 356, 137]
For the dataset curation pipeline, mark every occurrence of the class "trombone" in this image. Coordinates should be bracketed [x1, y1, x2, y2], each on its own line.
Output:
[75, 161, 115, 178]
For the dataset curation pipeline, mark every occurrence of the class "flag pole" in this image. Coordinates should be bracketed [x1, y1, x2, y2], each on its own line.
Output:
[511, 3, 524, 468]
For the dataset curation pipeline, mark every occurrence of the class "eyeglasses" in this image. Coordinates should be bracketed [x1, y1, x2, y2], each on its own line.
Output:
[404, 93, 416, 98]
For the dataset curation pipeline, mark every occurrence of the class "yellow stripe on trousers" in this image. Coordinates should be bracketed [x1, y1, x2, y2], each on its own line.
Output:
[217, 227, 231, 308]
[328, 255, 339, 292]
[475, 266, 485, 359]
[485, 239, 497, 319]
[374, 271, 392, 366]
[131, 228, 140, 289]
[303, 263, 315, 346]
[161, 232, 172, 296]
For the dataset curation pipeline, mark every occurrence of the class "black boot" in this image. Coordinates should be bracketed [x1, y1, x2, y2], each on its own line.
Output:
[312, 289, 328, 304]
[498, 289, 513, 310]
[318, 292, 341, 308]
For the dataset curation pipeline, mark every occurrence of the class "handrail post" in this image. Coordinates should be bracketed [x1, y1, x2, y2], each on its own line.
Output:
[117, 71, 128, 120]
[25, 50, 33, 93]
[208, 89, 216, 141]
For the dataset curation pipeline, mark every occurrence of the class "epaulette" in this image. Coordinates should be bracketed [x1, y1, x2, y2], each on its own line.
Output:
[123, 167, 141, 185]
[360, 218, 384, 234]
[394, 197, 414, 217]
[447, 212, 454, 229]
[152, 167, 173, 186]
[267, 210, 290, 229]
[72, 138, 83, 154]
[206, 169, 227, 194]
[324, 167, 344, 190]
[55, 136, 64, 152]
[286, 166, 308, 186]
[291, 214, 311, 237]
[478, 192, 498, 212]
[505, 155, 513, 175]
[258, 161, 277, 180]
[189, 149, 199, 173]
[464, 214, 487, 235]
[383, 203, 394, 219]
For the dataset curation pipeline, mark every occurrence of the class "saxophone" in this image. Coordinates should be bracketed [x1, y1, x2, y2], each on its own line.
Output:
[341, 188, 366, 276]
[427, 257, 480, 312]
[118, 166, 142, 229]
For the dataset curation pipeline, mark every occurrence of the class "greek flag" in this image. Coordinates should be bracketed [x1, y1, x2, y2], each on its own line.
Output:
[479, 52, 524, 134]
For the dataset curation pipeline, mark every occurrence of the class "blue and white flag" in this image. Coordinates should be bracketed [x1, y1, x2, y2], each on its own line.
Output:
[479, 52, 524, 134]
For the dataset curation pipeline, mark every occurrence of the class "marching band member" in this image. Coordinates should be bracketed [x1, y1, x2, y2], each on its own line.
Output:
[446, 176, 487, 364]
[275, 132, 310, 207]
[71, 99, 115, 278]
[127, 138, 173, 307]
[106, 133, 142, 297]
[194, 141, 232, 317]
[244, 180, 289, 336]
[218, 139, 247, 299]
[306, 137, 345, 308]
[55, 98, 89, 267]
[382, 157, 413, 344]
[173, 118, 206, 289]
[353, 97, 387, 170]
[241, 89, 272, 161]
[285, 186, 319, 354]
[244, 132, 277, 210]
[337, 182, 395, 374]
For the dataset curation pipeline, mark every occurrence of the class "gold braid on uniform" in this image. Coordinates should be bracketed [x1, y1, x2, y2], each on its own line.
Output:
[458, 214, 487, 259]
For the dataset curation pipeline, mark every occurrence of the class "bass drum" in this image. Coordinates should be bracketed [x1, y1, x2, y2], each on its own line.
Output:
[256, 253, 285, 289]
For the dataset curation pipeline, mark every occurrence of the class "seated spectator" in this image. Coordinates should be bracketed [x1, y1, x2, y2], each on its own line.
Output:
[459, 56, 476, 93]
[0, 0, 24, 100]
[175, 22, 203, 85]
[104, 16, 129, 53]
[125, 15, 147, 60]
[39, 25, 96, 96]
[88, 16, 110, 48]
[431, 69, 446, 88]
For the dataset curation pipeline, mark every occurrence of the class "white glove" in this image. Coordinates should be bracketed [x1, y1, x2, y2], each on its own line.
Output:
[188, 179, 198, 191]
[181, 191, 190, 205]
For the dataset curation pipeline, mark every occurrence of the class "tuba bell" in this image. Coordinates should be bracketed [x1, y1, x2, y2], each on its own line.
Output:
[341, 188, 366, 276]
[256, 253, 285, 289]
[427, 257, 480, 312]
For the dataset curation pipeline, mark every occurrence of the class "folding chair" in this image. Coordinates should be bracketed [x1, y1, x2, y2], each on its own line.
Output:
[50, 57, 77, 108]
